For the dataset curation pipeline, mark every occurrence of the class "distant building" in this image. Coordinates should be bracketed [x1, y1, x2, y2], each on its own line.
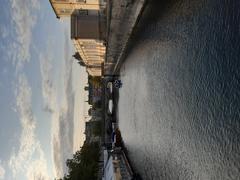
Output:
[88, 107, 102, 117]
[103, 150, 133, 180]
[104, 155, 121, 180]
[49, 0, 106, 19]
[71, 9, 106, 76]
[88, 84, 101, 105]
[85, 120, 101, 143]
[49, 0, 107, 76]
[87, 75, 103, 105]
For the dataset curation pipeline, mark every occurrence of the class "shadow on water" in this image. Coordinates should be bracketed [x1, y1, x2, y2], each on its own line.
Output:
[125, 0, 180, 54]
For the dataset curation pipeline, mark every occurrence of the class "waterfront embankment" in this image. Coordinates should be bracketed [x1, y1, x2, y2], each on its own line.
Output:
[104, 0, 146, 76]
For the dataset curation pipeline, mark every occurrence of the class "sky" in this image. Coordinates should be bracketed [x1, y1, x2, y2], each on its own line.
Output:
[0, 0, 89, 179]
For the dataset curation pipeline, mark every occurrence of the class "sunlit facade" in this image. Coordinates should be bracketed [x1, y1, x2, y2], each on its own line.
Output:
[49, 0, 106, 76]
[49, 0, 106, 18]
[71, 9, 106, 76]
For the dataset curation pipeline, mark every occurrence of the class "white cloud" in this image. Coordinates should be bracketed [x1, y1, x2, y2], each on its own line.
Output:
[9, 75, 50, 180]
[0, 26, 9, 39]
[39, 47, 61, 177]
[39, 32, 76, 178]
[26, 149, 50, 180]
[0, 161, 5, 179]
[51, 61, 75, 178]
[39, 49, 61, 177]
[9, 0, 40, 70]
[52, 105, 75, 178]
[39, 53, 57, 113]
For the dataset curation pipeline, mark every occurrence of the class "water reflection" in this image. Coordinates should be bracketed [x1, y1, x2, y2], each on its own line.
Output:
[118, 0, 240, 179]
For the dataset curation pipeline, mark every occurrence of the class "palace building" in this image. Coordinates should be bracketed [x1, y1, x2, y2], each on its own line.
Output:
[49, 0, 106, 18]
[49, 0, 106, 76]
[71, 9, 106, 76]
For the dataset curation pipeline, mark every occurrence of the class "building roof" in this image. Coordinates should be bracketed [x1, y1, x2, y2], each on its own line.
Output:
[49, 0, 60, 19]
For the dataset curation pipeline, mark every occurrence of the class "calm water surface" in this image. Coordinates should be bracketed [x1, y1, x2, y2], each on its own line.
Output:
[118, 0, 240, 179]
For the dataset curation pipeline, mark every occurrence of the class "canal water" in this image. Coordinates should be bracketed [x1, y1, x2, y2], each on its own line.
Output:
[118, 0, 240, 179]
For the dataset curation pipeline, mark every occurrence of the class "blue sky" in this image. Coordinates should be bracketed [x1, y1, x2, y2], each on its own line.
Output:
[0, 0, 88, 179]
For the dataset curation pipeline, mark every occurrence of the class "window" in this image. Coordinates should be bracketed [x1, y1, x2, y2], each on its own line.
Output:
[59, 9, 71, 14]
[77, 9, 88, 16]
[76, 0, 86, 2]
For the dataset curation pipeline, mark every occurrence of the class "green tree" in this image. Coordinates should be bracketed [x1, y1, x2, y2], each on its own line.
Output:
[63, 142, 100, 180]
[92, 121, 102, 136]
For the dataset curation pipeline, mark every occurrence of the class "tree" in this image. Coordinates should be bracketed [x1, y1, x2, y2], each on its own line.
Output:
[92, 121, 102, 136]
[63, 142, 100, 180]
[88, 108, 92, 116]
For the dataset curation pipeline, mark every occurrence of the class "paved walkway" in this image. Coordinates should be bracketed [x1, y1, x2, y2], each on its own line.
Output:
[104, 0, 146, 75]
